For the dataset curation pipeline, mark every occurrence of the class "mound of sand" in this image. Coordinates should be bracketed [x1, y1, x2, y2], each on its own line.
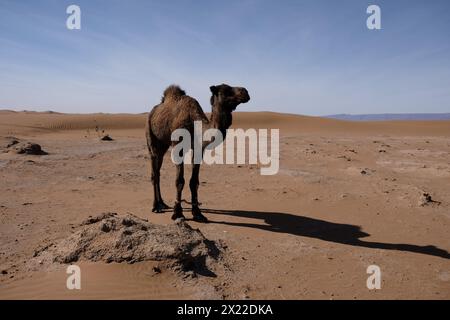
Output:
[1, 111, 450, 137]
[32, 213, 221, 275]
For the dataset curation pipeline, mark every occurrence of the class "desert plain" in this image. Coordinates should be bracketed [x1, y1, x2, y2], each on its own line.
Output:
[0, 110, 449, 299]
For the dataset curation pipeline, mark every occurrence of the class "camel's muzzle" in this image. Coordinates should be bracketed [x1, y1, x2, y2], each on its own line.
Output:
[239, 88, 250, 103]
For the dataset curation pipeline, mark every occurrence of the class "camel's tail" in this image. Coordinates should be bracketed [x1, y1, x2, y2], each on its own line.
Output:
[161, 85, 186, 103]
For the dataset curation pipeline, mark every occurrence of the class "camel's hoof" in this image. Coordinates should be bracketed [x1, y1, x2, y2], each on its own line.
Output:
[192, 207, 208, 223]
[152, 201, 170, 213]
[192, 213, 208, 223]
[172, 214, 186, 221]
[171, 202, 184, 220]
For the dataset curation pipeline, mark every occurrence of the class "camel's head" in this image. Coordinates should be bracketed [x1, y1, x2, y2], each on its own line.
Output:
[210, 84, 250, 112]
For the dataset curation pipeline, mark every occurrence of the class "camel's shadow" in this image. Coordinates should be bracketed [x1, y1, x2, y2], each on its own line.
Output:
[201, 208, 450, 260]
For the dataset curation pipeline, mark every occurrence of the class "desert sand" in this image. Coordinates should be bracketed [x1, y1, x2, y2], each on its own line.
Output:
[0, 110, 449, 299]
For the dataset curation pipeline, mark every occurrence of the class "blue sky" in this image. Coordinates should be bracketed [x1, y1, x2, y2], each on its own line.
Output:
[0, 0, 449, 115]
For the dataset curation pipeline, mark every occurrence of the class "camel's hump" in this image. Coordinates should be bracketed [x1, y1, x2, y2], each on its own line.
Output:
[161, 85, 186, 103]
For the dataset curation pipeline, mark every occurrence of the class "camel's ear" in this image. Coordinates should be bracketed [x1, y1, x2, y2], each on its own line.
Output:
[210, 85, 218, 95]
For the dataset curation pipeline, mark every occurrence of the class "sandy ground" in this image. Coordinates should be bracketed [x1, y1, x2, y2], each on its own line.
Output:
[0, 110, 449, 300]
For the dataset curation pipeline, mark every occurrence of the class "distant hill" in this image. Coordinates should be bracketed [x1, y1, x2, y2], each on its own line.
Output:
[325, 113, 450, 121]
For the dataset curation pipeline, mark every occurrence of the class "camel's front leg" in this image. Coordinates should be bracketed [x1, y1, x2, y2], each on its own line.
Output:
[190, 163, 208, 222]
[172, 162, 185, 220]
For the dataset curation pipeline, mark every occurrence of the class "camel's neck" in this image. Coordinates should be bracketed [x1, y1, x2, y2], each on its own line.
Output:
[209, 103, 232, 137]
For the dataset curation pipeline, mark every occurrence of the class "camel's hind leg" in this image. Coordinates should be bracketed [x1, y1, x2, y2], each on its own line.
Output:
[171, 162, 185, 220]
[156, 154, 170, 209]
[150, 150, 170, 213]
[189, 163, 208, 222]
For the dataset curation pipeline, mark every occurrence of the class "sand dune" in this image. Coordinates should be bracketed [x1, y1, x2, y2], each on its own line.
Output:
[1, 111, 450, 137]
[0, 110, 449, 299]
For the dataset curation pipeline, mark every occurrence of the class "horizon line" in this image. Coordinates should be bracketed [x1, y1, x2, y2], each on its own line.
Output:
[1, 109, 450, 119]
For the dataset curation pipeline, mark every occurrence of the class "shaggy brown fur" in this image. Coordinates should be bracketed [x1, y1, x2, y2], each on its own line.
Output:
[146, 84, 250, 222]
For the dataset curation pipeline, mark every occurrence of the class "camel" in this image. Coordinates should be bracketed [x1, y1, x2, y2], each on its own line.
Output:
[146, 84, 250, 222]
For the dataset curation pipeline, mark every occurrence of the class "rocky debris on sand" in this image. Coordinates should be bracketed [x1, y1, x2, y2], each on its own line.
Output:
[32, 212, 222, 275]
[360, 168, 375, 175]
[1, 136, 19, 152]
[7, 141, 47, 155]
[419, 193, 441, 207]
[152, 266, 162, 274]
[100, 135, 114, 141]
[337, 155, 352, 161]
[5, 137, 20, 148]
